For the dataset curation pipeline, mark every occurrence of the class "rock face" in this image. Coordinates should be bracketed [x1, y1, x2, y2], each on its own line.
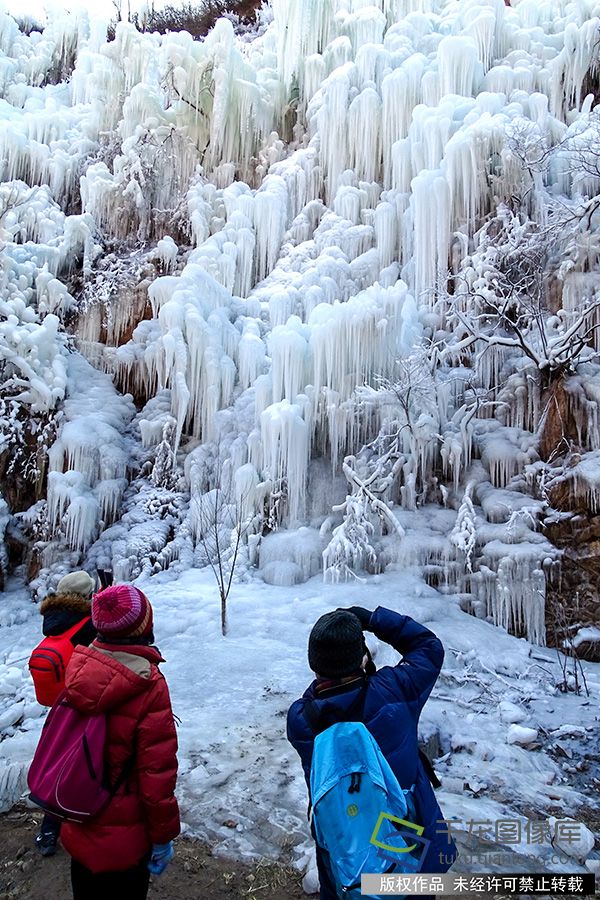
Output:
[0, 413, 56, 513]
[545, 515, 600, 662]
[538, 380, 600, 659]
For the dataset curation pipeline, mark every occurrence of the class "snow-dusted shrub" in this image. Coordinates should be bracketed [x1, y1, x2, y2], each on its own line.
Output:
[323, 494, 378, 583]
[85, 479, 191, 584]
[126, 0, 263, 40]
[449, 484, 477, 573]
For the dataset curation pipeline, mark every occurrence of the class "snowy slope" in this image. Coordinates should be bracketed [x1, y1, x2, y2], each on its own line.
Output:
[1, 569, 598, 884]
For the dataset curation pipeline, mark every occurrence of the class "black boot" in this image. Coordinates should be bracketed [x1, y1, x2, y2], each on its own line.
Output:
[35, 813, 61, 857]
[35, 829, 58, 857]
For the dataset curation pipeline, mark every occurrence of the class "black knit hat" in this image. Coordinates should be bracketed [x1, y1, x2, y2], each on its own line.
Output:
[308, 610, 364, 678]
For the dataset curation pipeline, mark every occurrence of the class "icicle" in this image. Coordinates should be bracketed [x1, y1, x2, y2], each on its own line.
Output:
[269, 317, 309, 403]
[374, 201, 398, 268]
[254, 176, 289, 282]
[348, 87, 382, 183]
[410, 169, 450, 304]
[154, 236, 178, 273]
[234, 463, 259, 520]
[438, 36, 479, 98]
[489, 554, 547, 646]
[238, 321, 266, 390]
[260, 400, 309, 522]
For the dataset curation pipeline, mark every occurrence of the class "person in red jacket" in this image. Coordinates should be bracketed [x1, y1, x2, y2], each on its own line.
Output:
[61, 584, 180, 900]
[34, 570, 97, 857]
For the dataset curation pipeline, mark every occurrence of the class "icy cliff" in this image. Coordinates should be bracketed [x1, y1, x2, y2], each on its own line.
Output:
[2, 0, 600, 648]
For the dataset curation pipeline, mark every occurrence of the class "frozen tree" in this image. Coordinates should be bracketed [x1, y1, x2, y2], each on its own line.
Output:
[449, 483, 477, 573]
[323, 494, 378, 584]
[341, 352, 441, 512]
[151, 421, 178, 489]
[321, 354, 445, 581]
[446, 208, 600, 387]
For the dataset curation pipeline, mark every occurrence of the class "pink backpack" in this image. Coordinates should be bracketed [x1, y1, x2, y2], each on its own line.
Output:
[28, 696, 132, 823]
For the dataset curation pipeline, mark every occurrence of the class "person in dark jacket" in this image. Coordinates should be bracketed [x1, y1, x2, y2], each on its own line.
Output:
[287, 606, 458, 900]
[40, 571, 97, 647]
[35, 570, 97, 856]
[61, 583, 180, 900]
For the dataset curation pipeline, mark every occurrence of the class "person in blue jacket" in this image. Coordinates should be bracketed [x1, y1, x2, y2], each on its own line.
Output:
[287, 606, 458, 899]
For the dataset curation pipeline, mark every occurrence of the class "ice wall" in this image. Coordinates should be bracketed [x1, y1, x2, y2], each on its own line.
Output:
[3, 0, 600, 642]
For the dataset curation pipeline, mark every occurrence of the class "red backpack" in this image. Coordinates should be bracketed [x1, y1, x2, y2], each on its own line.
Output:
[27, 696, 132, 823]
[29, 618, 91, 707]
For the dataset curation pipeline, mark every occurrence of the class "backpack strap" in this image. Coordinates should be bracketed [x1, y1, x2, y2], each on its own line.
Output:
[61, 617, 92, 643]
[418, 748, 441, 789]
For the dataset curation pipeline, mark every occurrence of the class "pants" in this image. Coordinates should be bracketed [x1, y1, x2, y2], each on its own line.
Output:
[41, 812, 61, 837]
[71, 857, 150, 900]
[316, 844, 338, 899]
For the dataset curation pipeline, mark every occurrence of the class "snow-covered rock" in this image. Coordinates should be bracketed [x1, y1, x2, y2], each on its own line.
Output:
[499, 701, 528, 724]
[549, 817, 596, 863]
[506, 724, 538, 746]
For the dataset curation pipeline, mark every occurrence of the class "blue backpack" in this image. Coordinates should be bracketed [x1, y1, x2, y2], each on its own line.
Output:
[309, 709, 425, 899]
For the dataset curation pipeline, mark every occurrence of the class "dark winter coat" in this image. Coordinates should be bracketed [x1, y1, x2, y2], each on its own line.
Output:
[287, 607, 458, 876]
[60, 642, 180, 873]
[40, 592, 96, 646]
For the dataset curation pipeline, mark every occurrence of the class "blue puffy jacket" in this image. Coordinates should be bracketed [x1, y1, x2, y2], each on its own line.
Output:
[286, 606, 458, 877]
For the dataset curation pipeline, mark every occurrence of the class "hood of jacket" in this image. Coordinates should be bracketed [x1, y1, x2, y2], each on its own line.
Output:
[40, 592, 92, 637]
[40, 592, 92, 617]
[64, 644, 160, 714]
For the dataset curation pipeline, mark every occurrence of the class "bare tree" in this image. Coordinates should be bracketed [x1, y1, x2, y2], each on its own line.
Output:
[194, 482, 252, 635]
[546, 594, 590, 696]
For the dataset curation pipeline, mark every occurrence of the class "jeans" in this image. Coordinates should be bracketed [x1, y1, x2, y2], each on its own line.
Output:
[70, 856, 150, 900]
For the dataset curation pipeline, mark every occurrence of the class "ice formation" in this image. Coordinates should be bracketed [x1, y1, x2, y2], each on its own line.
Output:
[2, 0, 600, 645]
[45, 354, 134, 552]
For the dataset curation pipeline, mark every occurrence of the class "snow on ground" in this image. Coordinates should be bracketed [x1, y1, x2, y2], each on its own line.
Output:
[1, 567, 599, 881]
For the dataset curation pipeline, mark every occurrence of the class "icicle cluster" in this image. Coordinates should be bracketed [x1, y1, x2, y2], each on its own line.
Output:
[46, 355, 134, 551]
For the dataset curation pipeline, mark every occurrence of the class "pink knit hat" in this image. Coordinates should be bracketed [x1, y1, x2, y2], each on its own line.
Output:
[92, 585, 153, 640]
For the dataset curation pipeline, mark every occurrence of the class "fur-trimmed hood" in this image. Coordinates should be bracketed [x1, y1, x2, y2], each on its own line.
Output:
[39, 592, 95, 642]
[39, 592, 92, 617]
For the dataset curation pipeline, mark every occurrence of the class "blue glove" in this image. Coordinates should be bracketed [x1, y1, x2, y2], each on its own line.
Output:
[147, 841, 174, 875]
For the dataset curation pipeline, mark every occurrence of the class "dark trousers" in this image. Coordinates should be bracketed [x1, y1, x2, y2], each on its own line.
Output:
[71, 857, 150, 900]
[316, 845, 337, 899]
[40, 812, 61, 837]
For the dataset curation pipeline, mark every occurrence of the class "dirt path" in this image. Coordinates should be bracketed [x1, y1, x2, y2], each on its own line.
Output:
[0, 805, 306, 900]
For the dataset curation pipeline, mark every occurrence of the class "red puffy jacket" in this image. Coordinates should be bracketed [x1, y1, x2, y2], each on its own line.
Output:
[60, 642, 180, 873]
